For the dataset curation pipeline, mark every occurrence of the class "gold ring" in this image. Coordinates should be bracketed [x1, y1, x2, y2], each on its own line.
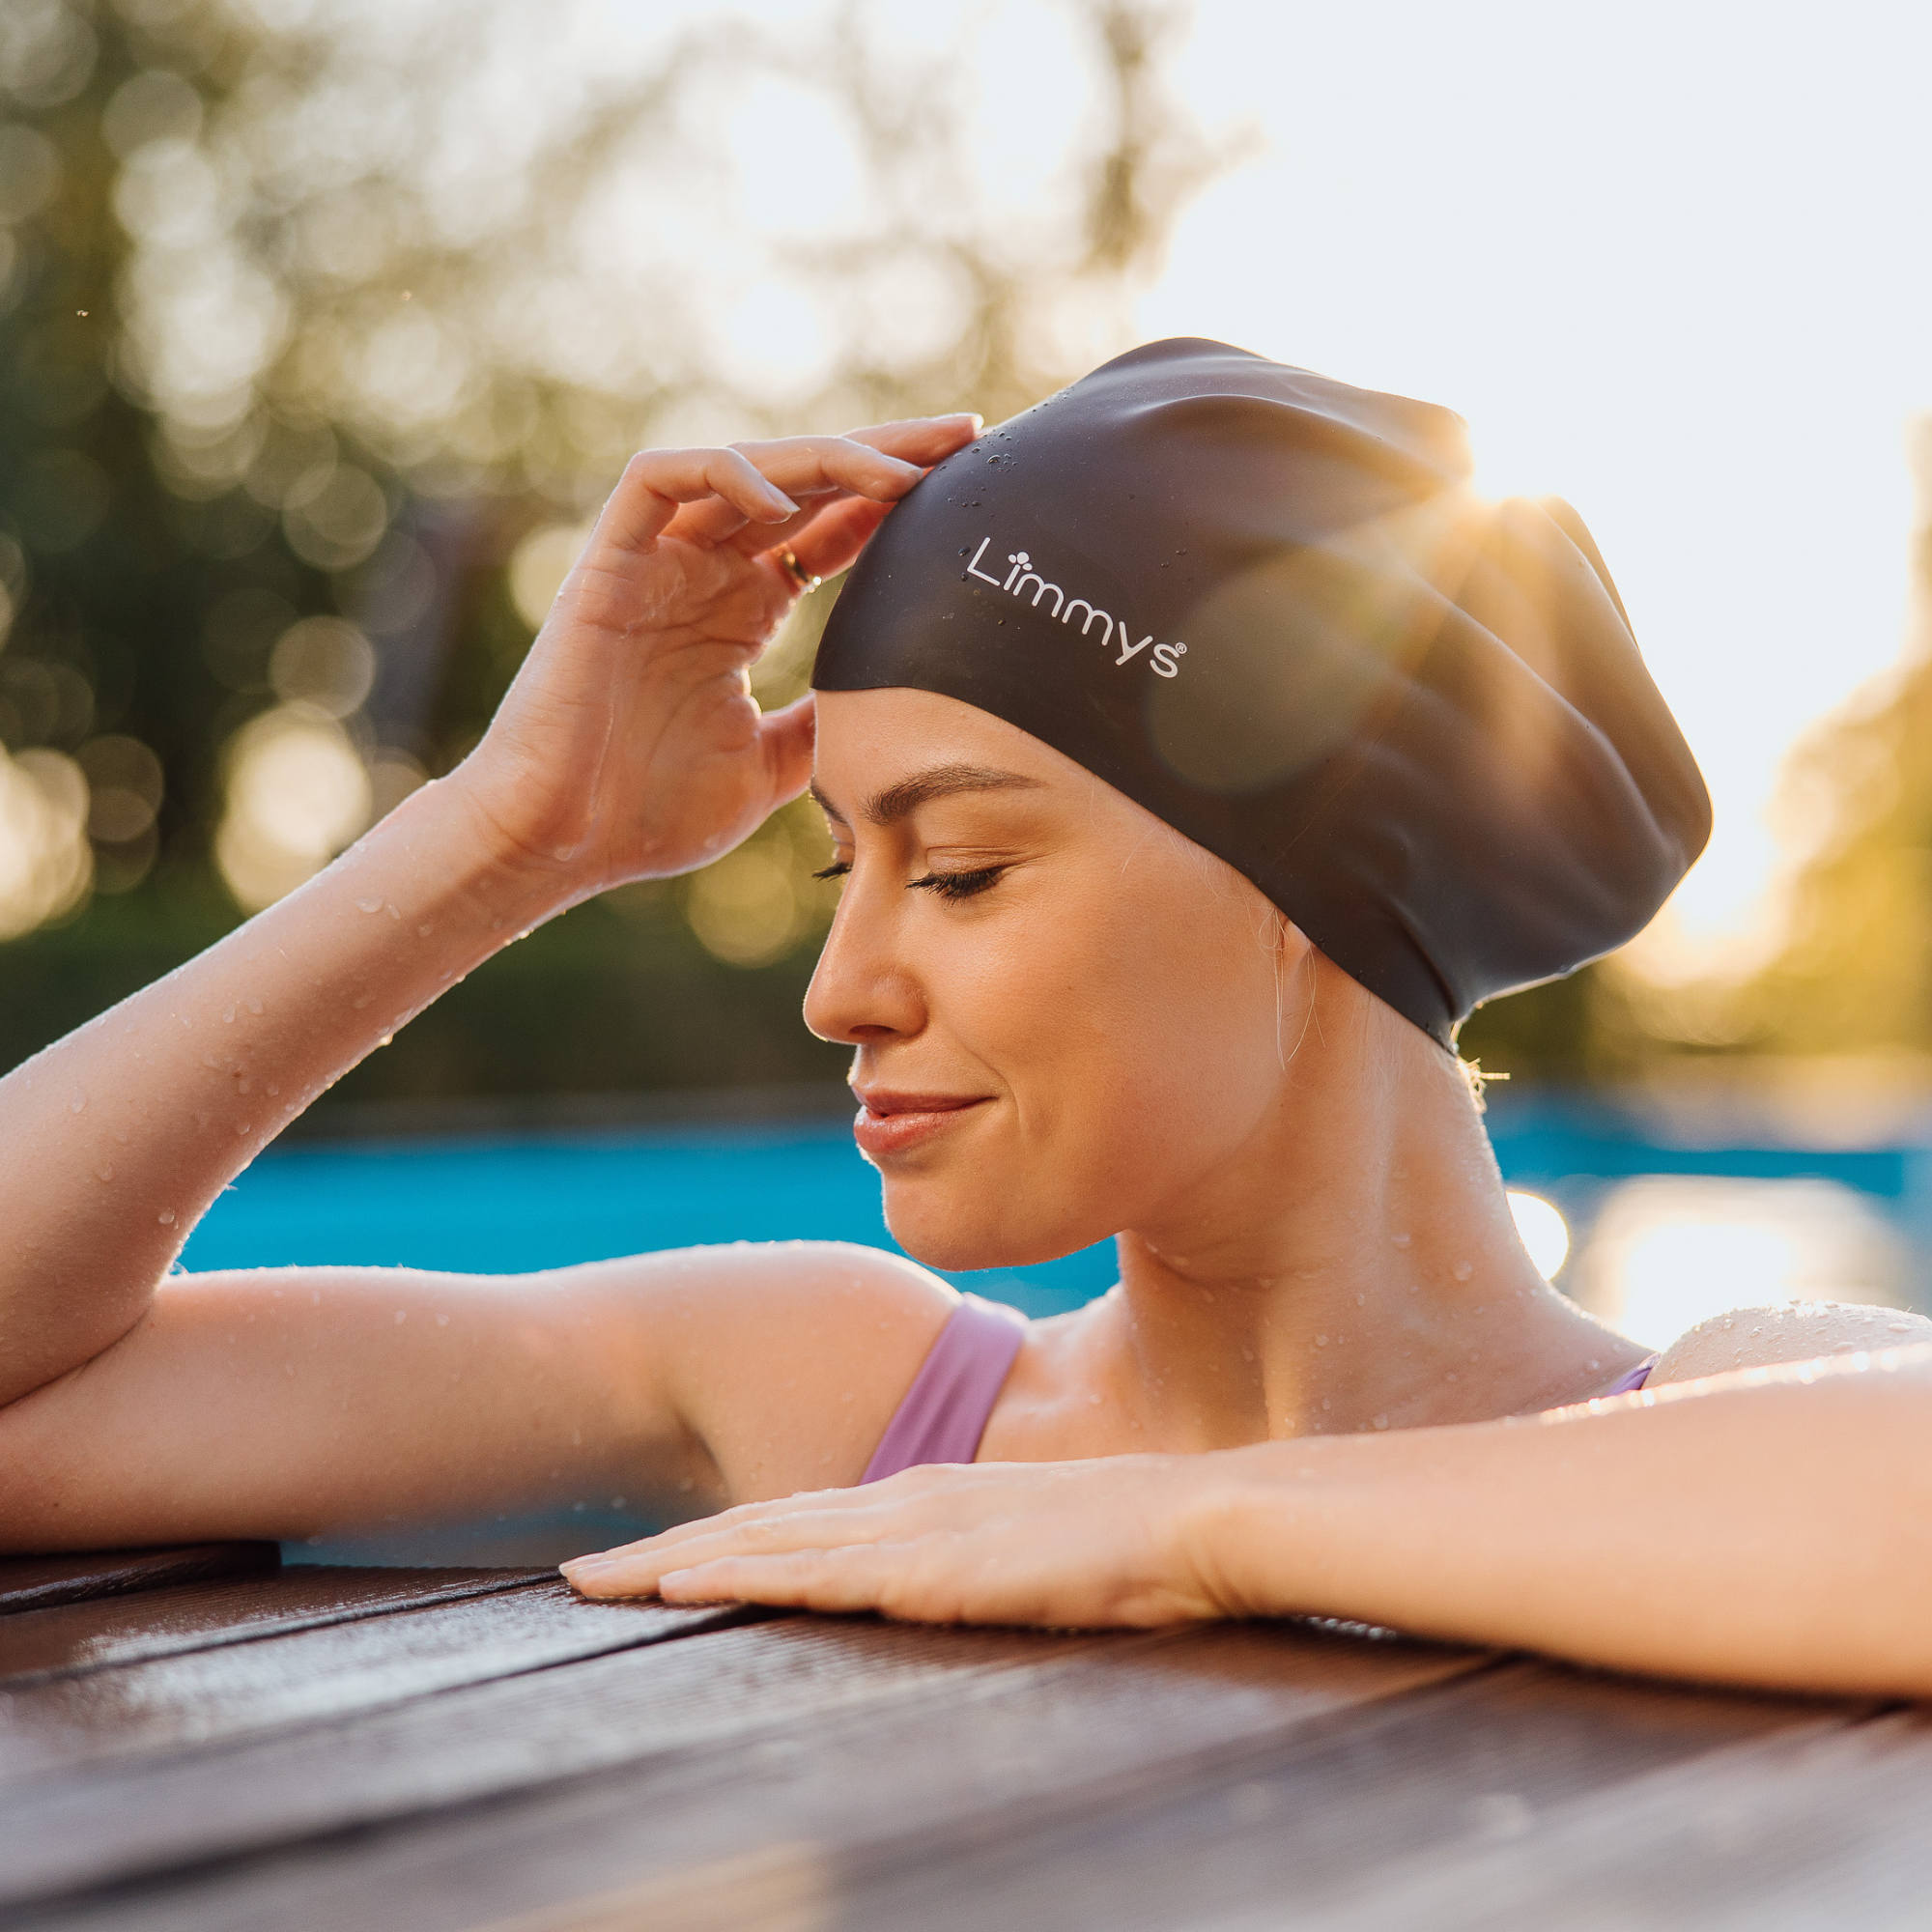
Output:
[780, 549, 819, 592]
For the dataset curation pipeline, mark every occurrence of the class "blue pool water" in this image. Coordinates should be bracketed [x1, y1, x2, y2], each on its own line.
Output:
[179, 1118, 1122, 1317]
[178, 1094, 1932, 1321]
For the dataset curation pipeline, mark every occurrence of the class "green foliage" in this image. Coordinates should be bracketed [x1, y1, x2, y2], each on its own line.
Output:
[1, 1, 1235, 1106]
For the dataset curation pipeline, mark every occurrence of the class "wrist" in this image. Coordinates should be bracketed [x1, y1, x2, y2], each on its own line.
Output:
[1172, 1439, 1345, 1620]
[396, 767, 588, 923]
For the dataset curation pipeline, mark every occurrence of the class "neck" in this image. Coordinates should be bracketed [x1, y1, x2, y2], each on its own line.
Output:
[1098, 959, 1640, 1447]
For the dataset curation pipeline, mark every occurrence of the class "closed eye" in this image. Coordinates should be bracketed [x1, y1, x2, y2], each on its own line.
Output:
[811, 862, 851, 882]
[908, 866, 1005, 901]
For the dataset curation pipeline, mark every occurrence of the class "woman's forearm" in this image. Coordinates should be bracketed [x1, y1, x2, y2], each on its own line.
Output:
[0, 774, 562, 1406]
[1200, 1352, 1932, 1695]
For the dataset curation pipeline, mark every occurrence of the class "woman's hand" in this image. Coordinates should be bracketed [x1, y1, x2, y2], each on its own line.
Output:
[559, 1455, 1255, 1628]
[454, 417, 980, 899]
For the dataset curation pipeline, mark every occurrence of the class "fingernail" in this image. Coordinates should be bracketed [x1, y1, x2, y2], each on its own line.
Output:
[560, 1556, 611, 1578]
[768, 490, 800, 516]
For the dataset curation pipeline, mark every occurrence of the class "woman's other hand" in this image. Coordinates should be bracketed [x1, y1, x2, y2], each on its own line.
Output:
[455, 417, 980, 897]
[559, 1455, 1249, 1628]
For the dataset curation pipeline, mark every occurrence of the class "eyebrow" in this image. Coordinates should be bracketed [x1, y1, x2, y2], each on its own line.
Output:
[810, 763, 1045, 828]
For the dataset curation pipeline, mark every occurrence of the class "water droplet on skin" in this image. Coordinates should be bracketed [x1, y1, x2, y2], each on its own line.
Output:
[436, 1313, 449, 1326]
[1321, 1398, 1332, 1410]
[247, 997, 264, 1015]
[1445, 1372, 1459, 1382]
[1356, 1293, 1367, 1306]
[267, 1083, 279, 1095]
[1374, 1414, 1390, 1430]
[69, 1092, 86, 1113]
[236, 1122, 253, 1135]
[238, 1077, 251, 1095]
[1454, 1262, 1473, 1282]
[1409, 1284, 1421, 1294]
[95, 1162, 114, 1181]
[157, 1209, 175, 1225]
[394, 1311, 407, 1323]
[387, 903, 401, 920]
[1392, 1233, 1411, 1248]
[221, 1006, 236, 1023]
[1316, 1334, 1328, 1347]
[357, 896, 384, 914]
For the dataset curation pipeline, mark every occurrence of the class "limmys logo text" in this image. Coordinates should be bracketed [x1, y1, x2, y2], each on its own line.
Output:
[961, 537, 1187, 678]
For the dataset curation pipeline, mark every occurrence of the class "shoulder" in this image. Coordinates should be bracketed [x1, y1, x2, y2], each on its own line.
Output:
[600, 1239, 964, 1503]
[1653, 1301, 1932, 1384]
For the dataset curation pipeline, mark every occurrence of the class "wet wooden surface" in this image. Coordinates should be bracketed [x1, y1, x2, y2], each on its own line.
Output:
[0, 1547, 1919, 1930]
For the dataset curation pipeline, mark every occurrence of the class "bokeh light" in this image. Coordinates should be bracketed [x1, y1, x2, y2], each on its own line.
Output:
[1570, 1176, 1914, 1351]
[214, 709, 372, 913]
[0, 747, 91, 939]
[1506, 1190, 1570, 1282]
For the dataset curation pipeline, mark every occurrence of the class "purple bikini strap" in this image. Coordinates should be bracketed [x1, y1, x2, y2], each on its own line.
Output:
[861, 1293, 1027, 1484]
[1601, 1353, 1659, 1396]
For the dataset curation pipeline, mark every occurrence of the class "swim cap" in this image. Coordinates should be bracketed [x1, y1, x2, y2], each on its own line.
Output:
[811, 338, 1711, 1046]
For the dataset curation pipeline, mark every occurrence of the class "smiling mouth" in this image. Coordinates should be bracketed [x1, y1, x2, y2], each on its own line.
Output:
[850, 1092, 991, 1161]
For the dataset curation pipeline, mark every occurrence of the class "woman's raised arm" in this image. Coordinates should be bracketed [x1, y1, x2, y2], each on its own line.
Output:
[0, 420, 978, 1525]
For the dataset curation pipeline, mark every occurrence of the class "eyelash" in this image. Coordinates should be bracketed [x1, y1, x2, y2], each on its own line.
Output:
[810, 862, 1007, 901]
[910, 866, 1005, 901]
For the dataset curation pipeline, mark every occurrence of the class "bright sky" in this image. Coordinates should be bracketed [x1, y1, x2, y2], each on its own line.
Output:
[604, 0, 1932, 969]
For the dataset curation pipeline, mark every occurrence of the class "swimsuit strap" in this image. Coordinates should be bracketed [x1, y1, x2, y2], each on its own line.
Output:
[1601, 1353, 1660, 1396]
[861, 1293, 1027, 1484]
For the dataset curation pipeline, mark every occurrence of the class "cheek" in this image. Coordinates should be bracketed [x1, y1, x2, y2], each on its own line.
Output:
[933, 872, 1284, 1184]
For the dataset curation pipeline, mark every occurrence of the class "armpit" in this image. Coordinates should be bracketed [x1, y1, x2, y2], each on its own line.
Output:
[1655, 1302, 1932, 1383]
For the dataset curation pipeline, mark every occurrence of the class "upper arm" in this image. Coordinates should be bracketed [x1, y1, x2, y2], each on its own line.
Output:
[0, 1239, 956, 1552]
[1654, 1302, 1932, 1385]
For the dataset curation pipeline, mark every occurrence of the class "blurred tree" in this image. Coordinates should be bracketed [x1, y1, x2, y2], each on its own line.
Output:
[1690, 414, 1932, 1060]
[0, 0, 1236, 1107]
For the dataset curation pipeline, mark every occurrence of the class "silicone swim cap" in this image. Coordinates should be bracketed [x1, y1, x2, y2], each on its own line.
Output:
[811, 338, 1711, 1047]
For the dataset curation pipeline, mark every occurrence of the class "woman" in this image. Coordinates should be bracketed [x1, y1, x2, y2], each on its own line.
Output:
[3, 341, 1928, 1698]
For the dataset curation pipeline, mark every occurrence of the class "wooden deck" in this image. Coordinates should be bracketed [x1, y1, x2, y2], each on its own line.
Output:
[1, 1545, 1925, 1930]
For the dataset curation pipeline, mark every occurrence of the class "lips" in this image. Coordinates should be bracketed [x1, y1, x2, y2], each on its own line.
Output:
[851, 1090, 990, 1161]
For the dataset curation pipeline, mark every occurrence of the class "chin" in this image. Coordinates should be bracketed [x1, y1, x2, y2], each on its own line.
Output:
[879, 1176, 1108, 1275]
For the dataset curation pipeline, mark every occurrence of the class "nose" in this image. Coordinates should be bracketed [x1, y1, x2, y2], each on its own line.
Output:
[803, 870, 926, 1046]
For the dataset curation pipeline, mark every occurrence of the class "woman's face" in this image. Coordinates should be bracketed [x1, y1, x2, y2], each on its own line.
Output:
[806, 688, 1303, 1270]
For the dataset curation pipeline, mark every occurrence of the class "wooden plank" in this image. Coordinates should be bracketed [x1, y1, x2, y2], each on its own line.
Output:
[797, 1662, 1860, 1932]
[0, 1547, 278, 1617]
[0, 1579, 746, 1789]
[0, 1618, 1110, 1909]
[14, 1621, 1492, 1931]
[0, 1567, 545, 1688]
[1282, 1703, 1932, 1932]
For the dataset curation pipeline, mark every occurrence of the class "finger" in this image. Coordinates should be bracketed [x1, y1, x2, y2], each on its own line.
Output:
[668, 437, 925, 548]
[594, 446, 799, 554]
[841, 413, 982, 466]
[740, 494, 893, 586]
[561, 1489, 904, 1596]
[760, 693, 816, 808]
[660, 1545, 906, 1614]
